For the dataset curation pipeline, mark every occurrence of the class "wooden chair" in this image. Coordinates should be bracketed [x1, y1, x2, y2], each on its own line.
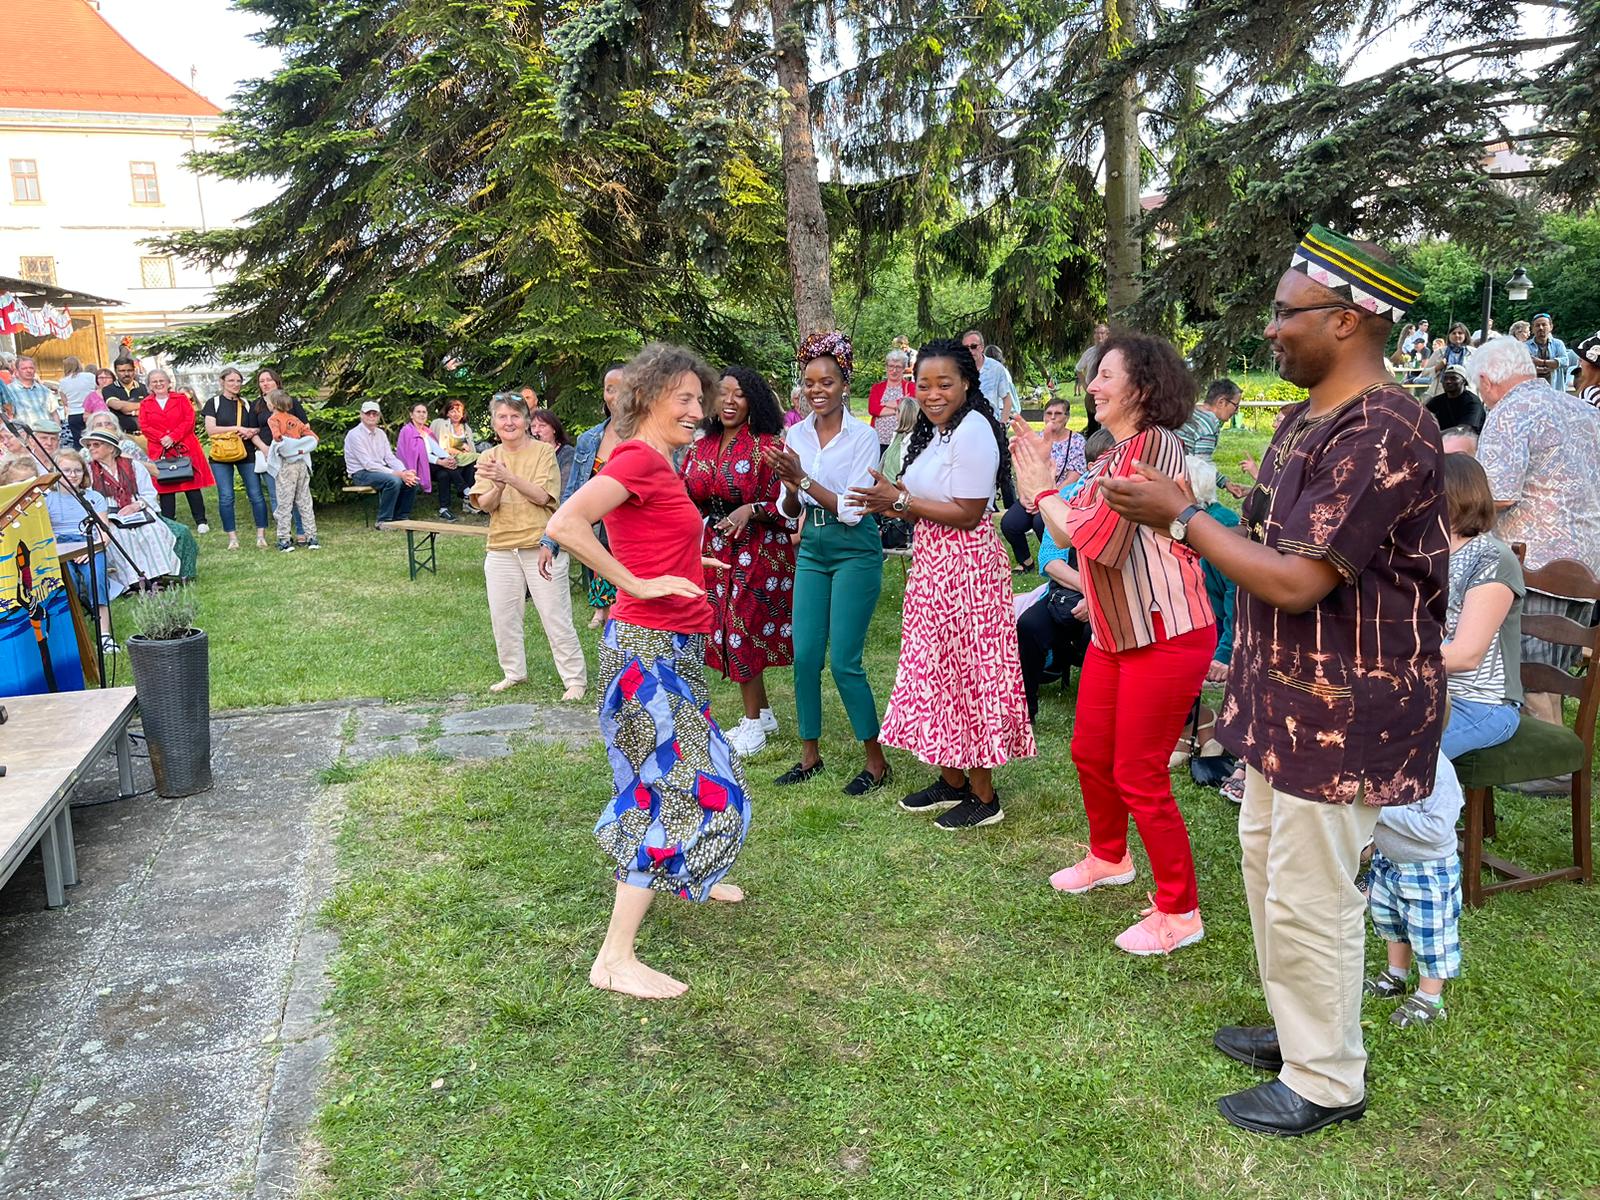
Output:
[1452, 557, 1599, 906]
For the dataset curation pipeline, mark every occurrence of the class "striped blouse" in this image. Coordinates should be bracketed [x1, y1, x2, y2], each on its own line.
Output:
[1062, 426, 1215, 652]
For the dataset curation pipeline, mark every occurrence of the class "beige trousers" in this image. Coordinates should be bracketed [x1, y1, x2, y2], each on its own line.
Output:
[1240, 766, 1380, 1108]
[484, 548, 586, 689]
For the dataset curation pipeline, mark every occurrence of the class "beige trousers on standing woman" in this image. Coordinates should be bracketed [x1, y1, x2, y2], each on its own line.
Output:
[1240, 766, 1381, 1109]
[485, 547, 586, 689]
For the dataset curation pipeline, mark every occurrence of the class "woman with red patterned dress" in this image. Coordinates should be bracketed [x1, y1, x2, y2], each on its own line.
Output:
[681, 366, 797, 758]
[850, 337, 1036, 831]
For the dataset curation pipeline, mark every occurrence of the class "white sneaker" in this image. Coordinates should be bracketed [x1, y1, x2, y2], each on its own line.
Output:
[758, 708, 779, 735]
[726, 718, 767, 757]
[196, 522, 210, 534]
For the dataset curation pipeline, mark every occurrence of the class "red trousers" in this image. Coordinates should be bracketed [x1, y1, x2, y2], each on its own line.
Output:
[1070, 621, 1215, 914]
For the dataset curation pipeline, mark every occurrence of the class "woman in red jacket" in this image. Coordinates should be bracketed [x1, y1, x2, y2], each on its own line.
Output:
[867, 349, 911, 458]
[138, 367, 215, 531]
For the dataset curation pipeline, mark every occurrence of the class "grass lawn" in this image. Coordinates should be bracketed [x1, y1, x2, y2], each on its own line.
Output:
[148, 431, 1600, 1198]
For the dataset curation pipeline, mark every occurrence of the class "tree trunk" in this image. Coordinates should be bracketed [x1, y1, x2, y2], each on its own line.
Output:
[1103, 0, 1143, 318]
[769, 0, 835, 338]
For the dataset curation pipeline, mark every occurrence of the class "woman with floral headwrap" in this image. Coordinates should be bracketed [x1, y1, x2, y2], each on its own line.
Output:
[761, 331, 891, 795]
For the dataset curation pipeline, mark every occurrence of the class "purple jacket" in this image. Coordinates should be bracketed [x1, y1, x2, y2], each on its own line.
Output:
[395, 423, 433, 493]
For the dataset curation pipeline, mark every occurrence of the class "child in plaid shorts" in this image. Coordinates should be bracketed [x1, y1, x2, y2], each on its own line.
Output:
[1364, 751, 1464, 1027]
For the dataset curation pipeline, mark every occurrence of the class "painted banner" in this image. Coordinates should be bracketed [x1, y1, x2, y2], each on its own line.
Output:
[0, 478, 85, 695]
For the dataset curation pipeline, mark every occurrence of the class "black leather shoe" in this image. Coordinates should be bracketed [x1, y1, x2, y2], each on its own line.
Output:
[774, 760, 824, 786]
[1213, 1025, 1283, 1072]
[843, 764, 891, 796]
[1217, 1079, 1365, 1137]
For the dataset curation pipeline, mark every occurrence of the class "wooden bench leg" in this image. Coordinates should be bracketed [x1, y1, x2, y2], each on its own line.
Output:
[39, 819, 65, 908]
[54, 807, 78, 888]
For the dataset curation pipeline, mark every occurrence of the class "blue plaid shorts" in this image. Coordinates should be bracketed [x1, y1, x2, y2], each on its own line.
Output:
[1368, 850, 1462, 980]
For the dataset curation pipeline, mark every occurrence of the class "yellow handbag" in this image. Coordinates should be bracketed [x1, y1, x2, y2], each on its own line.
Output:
[208, 396, 249, 463]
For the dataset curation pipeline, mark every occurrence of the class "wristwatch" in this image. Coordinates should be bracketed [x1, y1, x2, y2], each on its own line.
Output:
[892, 487, 911, 514]
[1169, 503, 1203, 544]
[798, 475, 813, 492]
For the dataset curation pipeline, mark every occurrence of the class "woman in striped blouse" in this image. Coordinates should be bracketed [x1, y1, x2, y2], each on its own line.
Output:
[1011, 333, 1216, 956]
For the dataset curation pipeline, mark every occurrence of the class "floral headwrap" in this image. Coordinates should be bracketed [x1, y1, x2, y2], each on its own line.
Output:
[796, 330, 854, 382]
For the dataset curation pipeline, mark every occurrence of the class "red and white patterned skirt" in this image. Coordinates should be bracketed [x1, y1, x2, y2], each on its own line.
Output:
[880, 520, 1037, 770]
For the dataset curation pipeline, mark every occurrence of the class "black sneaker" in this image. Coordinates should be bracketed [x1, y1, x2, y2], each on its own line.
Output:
[1363, 971, 1408, 999]
[774, 760, 824, 786]
[935, 794, 1005, 830]
[898, 778, 970, 814]
[842, 764, 891, 796]
[438, 507, 458, 522]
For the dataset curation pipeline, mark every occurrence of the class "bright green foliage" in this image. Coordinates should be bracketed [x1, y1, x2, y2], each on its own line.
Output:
[149, 0, 791, 415]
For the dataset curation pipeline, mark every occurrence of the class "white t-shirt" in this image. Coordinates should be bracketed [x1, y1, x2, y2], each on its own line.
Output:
[900, 408, 999, 507]
[57, 370, 96, 416]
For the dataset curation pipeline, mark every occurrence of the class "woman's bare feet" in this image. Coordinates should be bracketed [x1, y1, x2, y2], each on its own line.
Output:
[589, 954, 688, 999]
[709, 882, 744, 903]
[588, 609, 605, 629]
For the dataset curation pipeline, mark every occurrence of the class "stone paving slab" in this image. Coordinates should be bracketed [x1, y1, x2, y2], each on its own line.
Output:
[0, 701, 351, 1200]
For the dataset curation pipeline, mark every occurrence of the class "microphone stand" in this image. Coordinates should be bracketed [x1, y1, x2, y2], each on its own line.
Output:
[0, 411, 155, 686]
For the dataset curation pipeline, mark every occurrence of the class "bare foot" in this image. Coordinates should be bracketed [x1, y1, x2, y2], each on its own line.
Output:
[709, 882, 744, 903]
[589, 955, 688, 1000]
[489, 676, 525, 694]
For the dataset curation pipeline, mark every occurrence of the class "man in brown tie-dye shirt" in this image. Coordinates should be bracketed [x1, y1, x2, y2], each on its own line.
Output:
[1100, 225, 1448, 1138]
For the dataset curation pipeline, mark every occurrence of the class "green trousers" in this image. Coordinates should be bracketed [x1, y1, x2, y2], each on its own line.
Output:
[793, 513, 884, 743]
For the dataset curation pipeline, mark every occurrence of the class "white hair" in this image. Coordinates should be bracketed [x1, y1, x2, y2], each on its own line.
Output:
[1473, 336, 1535, 389]
[1185, 455, 1218, 507]
[886, 350, 909, 368]
[146, 366, 172, 387]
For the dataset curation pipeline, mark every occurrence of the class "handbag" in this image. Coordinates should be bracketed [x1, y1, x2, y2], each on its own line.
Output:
[152, 455, 195, 484]
[1185, 698, 1238, 787]
[209, 429, 247, 463]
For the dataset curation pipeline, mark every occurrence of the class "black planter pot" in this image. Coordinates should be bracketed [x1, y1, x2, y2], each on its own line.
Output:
[126, 628, 213, 798]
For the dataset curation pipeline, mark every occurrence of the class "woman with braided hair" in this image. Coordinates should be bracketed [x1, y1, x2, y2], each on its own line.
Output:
[850, 337, 1035, 829]
[761, 331, 891, 795]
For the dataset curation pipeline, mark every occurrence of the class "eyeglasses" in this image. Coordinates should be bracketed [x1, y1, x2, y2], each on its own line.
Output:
[1269, 303, 1358, 322]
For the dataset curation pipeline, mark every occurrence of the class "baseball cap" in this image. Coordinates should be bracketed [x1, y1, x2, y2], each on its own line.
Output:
[1577, 333, 1600, 367]
[359, 401, 381, 414]
[1440, 364, 1469, 382]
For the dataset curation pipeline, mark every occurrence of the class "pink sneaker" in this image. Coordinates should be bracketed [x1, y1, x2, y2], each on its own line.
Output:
[1114, 897, 1204, 956]
[1049, 848, 1136, 894]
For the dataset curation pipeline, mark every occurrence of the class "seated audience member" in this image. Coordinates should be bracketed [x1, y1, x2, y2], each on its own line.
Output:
[1177, 380, 1250, 498]
[43, 449, 120, 651]
[79, 429, 182, 592]
[1475, 335, 1600, 732]
[430, 399, 481, 508]
[1439, 426, 1479, 457]
[1425, 365, 1485, 434]
[1014, 427, 1112, 718]
[398, 400, 464, 522]
[1363, 751, 1465, 1029]
[1000, 397, 1085, 571]
[1439, 452, 1524, 759]
[1185, 457, 1240, 688]
[344, 401, 419, 524]
[1575, 333, 1600, 409]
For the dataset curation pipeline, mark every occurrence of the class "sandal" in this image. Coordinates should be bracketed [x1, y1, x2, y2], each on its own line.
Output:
[1219, 768, 1246, 805]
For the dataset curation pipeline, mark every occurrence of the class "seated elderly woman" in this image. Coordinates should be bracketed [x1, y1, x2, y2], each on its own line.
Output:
[79, 429, 182, 593]
[84, 412, 198, 580]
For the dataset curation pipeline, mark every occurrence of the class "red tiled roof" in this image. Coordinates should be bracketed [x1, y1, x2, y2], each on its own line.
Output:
[0, 0, 221, 117]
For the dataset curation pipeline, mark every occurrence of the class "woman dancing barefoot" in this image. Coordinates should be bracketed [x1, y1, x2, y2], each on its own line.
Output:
[547, 343, 750, 1000]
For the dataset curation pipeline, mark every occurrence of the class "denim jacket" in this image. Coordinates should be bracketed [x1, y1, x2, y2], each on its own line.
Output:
[541, 417, 608, 554]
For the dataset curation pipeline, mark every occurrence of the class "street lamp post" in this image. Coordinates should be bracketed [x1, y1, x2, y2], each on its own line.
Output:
[1481, 267, 1533, 343]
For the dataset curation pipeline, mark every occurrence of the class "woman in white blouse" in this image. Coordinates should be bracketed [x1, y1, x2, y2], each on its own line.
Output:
[851, 337, 1035, 830]
[762, 330, 890, 795]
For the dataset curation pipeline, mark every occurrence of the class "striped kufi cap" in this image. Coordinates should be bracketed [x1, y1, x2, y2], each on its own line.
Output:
[1290, 225, 1424, 323]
